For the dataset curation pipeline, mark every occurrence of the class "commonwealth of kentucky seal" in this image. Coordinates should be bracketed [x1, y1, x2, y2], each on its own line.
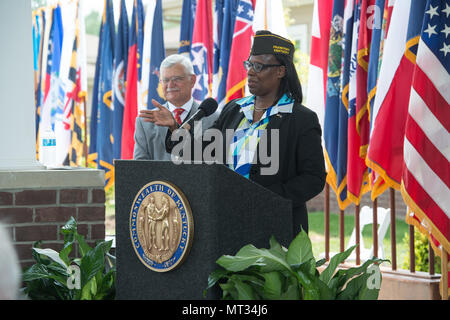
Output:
[129, 181, 193, 272]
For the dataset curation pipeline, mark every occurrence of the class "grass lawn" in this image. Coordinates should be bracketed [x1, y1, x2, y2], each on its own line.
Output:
[308, 211, 410, 270]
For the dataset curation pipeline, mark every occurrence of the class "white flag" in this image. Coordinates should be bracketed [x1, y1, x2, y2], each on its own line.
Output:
[253, 0, 288, 37]
[139, 0, 157, 111]
[54, 0, 77, 165]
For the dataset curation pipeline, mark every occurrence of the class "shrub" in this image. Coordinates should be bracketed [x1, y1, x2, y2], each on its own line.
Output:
[22, 217, 115, 300]
[401, 229, 441, 273]
[205, 229, 389, 300]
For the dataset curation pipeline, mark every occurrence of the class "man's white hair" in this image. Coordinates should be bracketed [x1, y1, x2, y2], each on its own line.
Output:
[160, 54, 195, 76]
[0, 223, 20, 300]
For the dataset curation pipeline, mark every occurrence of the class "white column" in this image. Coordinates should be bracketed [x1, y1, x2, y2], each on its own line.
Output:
[0, 0, 44, 170]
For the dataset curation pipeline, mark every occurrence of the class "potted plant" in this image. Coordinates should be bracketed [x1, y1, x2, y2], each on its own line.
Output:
[22, 217, 115, 300]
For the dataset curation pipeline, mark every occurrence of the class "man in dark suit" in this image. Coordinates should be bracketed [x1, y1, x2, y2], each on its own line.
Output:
[134, 54, 217, 160]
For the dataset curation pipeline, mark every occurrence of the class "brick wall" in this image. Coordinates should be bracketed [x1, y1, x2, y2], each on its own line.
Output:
[0, 170, 105, 270]
[307, 186, 408, 218]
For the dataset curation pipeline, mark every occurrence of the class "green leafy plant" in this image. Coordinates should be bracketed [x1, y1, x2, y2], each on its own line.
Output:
[402, 230, 441, 273]
[204, 229, 389, 300]
[22, 217, 115, 300]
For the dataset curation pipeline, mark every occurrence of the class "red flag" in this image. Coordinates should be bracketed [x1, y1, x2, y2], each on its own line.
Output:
[121, 0, 144, 159]
[347, 0, 375, 205]
[347, 0, 371, 204]
[364, 0, 394, 198]
[225, 0, 255, 103]
[366, 1, 421, 199]
[191, 0, 214, 102]
[381, 0, 394, 39]
[355, 0, 374, 159]
[306, 0, 332, 129]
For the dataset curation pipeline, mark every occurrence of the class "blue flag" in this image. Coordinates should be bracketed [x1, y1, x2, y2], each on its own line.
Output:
[121, 0, 144, 159]
[50, 5, 65, 134]
[40, 5, 64, 134]
[32, 13, 41, 79]
[96, 0, 115, 190]
[48, 6, 63, 78]
[367, 0, 385, 134]
[216, 0, 238, 110]
[406, 1, 428, 57]
[147, 0, 166, 108]
[178, 0, 197, 54]
[324, 0, 352, 210]
[88, 1, 106, 167]
[112, 0, 129, 161]
[34, 11, 46, 138]
[136, 0, 145, 83]
[212, 0, 223, 100]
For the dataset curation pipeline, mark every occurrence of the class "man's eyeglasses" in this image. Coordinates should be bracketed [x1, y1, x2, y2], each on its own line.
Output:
[160, 76, 186, 85]
[243, 60, 282, 73]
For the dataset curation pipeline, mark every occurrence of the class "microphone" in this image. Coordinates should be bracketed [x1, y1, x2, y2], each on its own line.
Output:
[180, 97, 218, 131]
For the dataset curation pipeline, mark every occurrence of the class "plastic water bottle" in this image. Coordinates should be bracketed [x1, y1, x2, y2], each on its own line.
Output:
[39, 128, 56, 167]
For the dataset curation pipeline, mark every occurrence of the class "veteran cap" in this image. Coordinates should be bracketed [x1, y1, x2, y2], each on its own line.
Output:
[250, 30, 295, 59]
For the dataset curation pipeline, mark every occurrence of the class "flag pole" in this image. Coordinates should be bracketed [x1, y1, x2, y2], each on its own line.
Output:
[324, 183, 330, 261]
[83, 94, 88, 168]
[264, 0, 267, 30]
[441, 247, 448, 300]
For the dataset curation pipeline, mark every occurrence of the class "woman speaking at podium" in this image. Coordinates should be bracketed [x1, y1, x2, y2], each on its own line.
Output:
[140, 30, 326, 236]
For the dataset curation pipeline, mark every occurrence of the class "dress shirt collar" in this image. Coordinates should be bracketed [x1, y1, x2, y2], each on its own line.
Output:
[167, 97, 194, 119]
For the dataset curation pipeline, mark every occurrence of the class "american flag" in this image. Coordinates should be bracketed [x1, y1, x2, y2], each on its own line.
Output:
[401, 0, 450, 290]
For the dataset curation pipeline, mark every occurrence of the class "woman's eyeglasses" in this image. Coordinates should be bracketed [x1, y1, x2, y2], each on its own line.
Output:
[243, 60, 282, 73]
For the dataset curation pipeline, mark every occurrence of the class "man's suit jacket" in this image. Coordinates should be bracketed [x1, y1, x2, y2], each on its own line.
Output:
[133, 101, 218, 160]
